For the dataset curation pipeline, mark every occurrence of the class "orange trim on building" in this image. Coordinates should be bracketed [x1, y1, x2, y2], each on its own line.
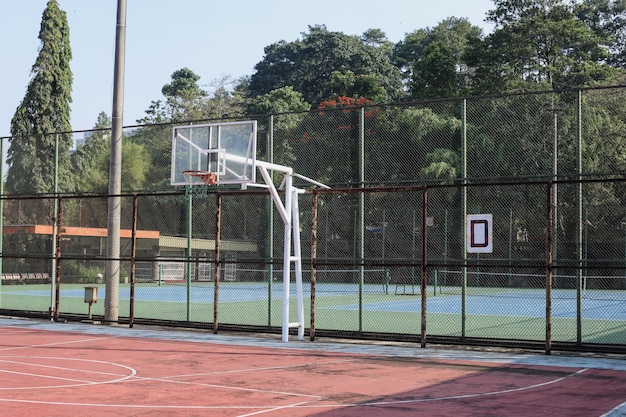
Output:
[3, 225, 160, 239]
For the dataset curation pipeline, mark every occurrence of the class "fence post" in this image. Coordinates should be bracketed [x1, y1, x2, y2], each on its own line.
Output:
[546, 182, 553, 355]
[213, 193, 222, 334]
[576, 89, 583, 345]
[54, 197, 62, 321]
[129, 194, 137, 328]
[421, 187, 428, 348]
[461, 99, 468, 341]
[358, 107, 365, 332]
[50, 134, 59, 320]
[310, 192, 318, 341]
[186, 189, 192, 321]
[267, 115, 274, 327]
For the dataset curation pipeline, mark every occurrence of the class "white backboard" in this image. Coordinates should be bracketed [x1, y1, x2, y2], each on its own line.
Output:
[171, 120, 257, 186]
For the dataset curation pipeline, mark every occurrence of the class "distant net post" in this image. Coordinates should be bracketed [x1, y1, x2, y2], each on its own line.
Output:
[171, 120, 329, 342]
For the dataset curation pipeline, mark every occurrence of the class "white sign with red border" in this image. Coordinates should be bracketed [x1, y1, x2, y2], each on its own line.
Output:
[466, 214, 493, 253]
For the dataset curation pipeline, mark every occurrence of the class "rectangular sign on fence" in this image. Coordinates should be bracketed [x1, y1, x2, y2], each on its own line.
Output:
[466, 214, 493, 253]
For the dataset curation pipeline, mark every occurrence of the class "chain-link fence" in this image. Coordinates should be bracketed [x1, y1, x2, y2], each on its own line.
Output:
[1, 85, 625, 352]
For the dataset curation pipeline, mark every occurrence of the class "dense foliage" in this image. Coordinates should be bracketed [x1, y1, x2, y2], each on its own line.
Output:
[7, 0, 73, 196]
[249, 25, 404, 105]
[8, 0, 626, 197]
[4, 0, 626, 289]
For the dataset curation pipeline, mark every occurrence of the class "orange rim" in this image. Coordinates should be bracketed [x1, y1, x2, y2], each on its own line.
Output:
[182, 170, 217, 185]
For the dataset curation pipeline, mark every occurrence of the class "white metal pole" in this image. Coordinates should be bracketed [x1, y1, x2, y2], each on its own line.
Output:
[281, 173, 293, 342]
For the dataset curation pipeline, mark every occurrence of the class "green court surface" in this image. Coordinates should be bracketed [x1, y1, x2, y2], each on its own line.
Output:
[1, 282, 625, 345]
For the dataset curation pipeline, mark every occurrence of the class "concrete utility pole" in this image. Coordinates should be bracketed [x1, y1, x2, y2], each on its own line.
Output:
[105, 0, 127, 323]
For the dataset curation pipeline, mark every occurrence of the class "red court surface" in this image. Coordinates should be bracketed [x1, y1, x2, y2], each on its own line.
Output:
[1, 318, 625, 417]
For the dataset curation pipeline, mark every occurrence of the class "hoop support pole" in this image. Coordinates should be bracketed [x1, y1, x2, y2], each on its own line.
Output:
[258, 166, 289, 224]
[281, 174, 294, 342]
[256, 162, 306, 342]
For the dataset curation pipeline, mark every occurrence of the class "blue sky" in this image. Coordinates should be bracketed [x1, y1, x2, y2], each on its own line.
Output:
[0, 0, 495, 137]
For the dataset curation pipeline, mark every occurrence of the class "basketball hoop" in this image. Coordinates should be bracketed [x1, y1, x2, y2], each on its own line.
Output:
[183, 170, 218, 185]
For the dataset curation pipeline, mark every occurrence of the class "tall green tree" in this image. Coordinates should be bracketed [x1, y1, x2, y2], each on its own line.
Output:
[68, 112, 150, 193]
[7, 0, 73, 195]
[78, 139, 150, 193]
[327, 71, 388, 102]
[201, 75, 247, 119]
[465, 0, 621, 92]
[138, 67, 207, 123]
[248, 25, 403, 105]
[392, 17, 483, 89]
[248, 86, 311, 167]
[575, 0, 626, 68]
[138, 71, 246, 125]
[160, 67, 206, 121]
[71, 112, 111, 192]
[248, 86, 311, 116]
[410, 41, 458, 99]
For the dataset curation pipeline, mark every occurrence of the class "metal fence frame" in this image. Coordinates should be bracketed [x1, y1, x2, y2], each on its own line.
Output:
[1, 85, 626, 353]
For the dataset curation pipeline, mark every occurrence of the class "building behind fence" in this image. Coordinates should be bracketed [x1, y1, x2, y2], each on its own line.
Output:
[1, 86, 626, 353]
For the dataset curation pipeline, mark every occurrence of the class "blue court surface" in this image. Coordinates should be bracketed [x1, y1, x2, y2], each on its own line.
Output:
[332, 294, 626, 320]
[4, 284, 626, 320]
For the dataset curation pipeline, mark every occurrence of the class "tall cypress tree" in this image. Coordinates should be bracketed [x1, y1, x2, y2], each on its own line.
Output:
[7, 0, 73, 195]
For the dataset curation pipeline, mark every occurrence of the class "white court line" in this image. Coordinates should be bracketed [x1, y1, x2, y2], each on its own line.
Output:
[0, 356, 323, 399]
[0, 397, 320, 410]
[0, 356, 137, 390]
[235, 400, 324, 417]
[0, 357, 130, 378]
[0, 335, 119, 352]
[115, 358, 362, 399]
[1, 320, 625, 371]
[0, 369, 102, 385]
[0, 321, 614, 413]
[292, 368, 591, 408]
[116, 371, 324, 399]
[0, 328, 322, 400]
[0, 363, 589, 411]
[600, 400, 626, 417]
[236, 367, 593, 415]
